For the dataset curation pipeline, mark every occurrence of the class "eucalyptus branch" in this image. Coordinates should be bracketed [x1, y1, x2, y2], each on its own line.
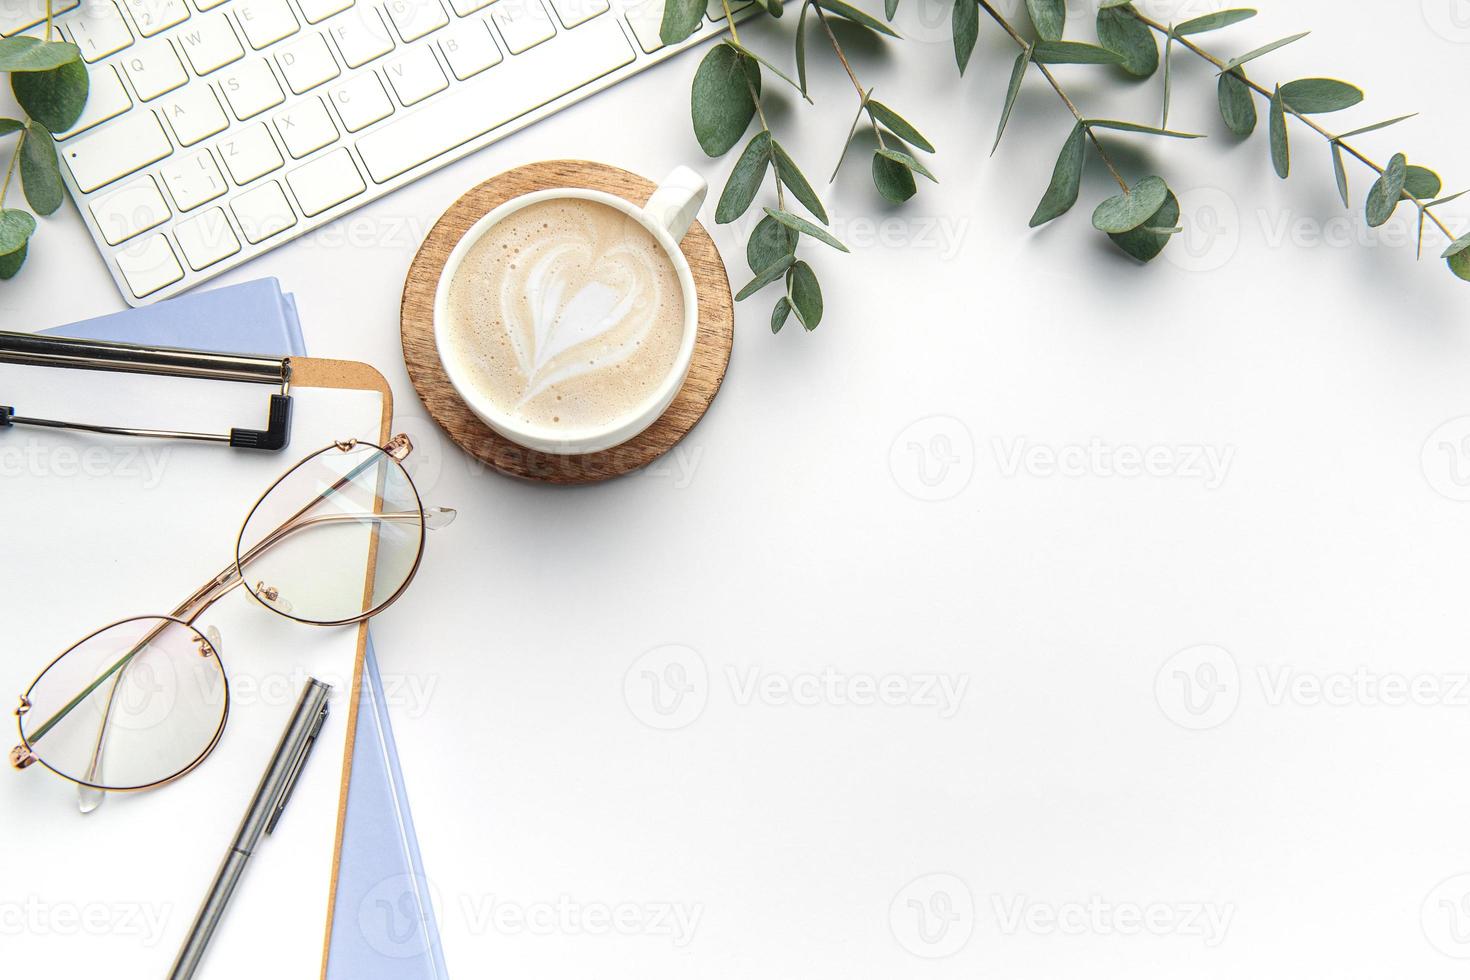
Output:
[1125, 6, 1456, 244]
[811, 4, 884, 150]
[0, 135, 22, 208]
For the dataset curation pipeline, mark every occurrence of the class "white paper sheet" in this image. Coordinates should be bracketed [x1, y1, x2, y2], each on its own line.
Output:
[0, 363, 382, 979]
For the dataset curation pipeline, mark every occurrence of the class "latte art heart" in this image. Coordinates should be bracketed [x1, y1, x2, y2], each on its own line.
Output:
[445, 199, 686, 433]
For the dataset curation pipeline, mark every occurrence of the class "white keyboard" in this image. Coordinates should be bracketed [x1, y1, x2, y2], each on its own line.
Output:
[4, 0, 753, 304]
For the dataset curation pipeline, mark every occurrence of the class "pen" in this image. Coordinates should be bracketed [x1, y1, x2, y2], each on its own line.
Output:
[168, 678, 333, 980]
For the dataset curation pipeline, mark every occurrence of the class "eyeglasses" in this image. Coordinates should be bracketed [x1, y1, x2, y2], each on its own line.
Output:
[9, 434, 454, 810]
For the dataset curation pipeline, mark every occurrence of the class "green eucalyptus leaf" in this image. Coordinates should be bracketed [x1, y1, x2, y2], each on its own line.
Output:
[1365, 152, 1407, 227]
[953, 0, 978, 73]
[1096, 5, 1158, 78]
[12, 58, 89, 133]
[877, 146, 935, 182]
[1403, 165, 1441, 200]
[691, 44, 760, 157]
[735, 254, 795, 301]
[771, 296, 791, 333]
[1091, 175, 1169, 233]
[0, 240, 26, 279]
[787, 260, 822, 330]
[763, 207, 849, 252]
[1108, 189, 1180, 262]
[1269, 84, 1289, 178]
[716, 131, 772, 224]
[1029, 122, 1085, 227]
[1174, 8, 1256, 35]
[1442, 231, 1470, 259]
[865, 100, 934, 153]
[1032, 40, 1124, 64]
[772, 140, 828, 223]
[1085, 119, 1203, 138]
[1335, 114, 1416, 140]
[814, 0, 899, 36]
[0, 118, 22, 136]
[796, 2, 810, 95]
[884, 0, 897, 19]
[0, 208, 37, 255]
[0, 37, 81, 73]
[724, 39, 804, 96]
[1449, 249, 1470, 282]
[748, 213, 797, 273]
[19, 122, 63, 216]
[1026, 0, 1064, 41]
[1220, 32, 1310, 74]
[1161, 34, 1173, 127]
[1427, 190, 1469, 209]
[660, 0, 706, 45]
[1278, 77, 1362, 114]
[1217, 69, 1256, 136]
[1331, 141, 1349, 207]
[872, 151, 917, 203]
[993, 44, 1029, 153]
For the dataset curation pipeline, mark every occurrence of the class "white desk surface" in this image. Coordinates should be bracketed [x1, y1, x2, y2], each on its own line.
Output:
[7, 1, 1470, 975]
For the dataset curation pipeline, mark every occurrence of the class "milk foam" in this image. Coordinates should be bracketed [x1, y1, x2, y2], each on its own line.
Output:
[444, 199, 685, 433]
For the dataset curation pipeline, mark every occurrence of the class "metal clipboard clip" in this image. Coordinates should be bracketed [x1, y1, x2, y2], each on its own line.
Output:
[0, 330, 294, 451]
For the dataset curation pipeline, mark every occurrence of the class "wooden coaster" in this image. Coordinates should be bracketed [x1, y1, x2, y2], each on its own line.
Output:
[400, 160, 734, 484]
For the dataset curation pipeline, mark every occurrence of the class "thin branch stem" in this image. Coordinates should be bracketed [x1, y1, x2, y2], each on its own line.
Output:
[721, 0, 786, 210]
[1127, 7, 1455, 242]
[0, 132, 23, 208]
[976, 0, 1129, 192]
[811, 3, 884, 149]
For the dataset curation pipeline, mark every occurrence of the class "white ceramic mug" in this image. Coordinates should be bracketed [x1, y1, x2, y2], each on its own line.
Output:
[434, 166, 708, 456]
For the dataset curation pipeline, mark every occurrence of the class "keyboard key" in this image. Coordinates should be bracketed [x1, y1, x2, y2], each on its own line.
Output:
[218, 122, 283, 182]
[231, 179, 296, 242]
[160, 147, 229, 208]
[89, 175, 170, 244]
[1, 0, 78, 37]
[234, 0, 299, 47]
[447, 0, 489, 15]
[114, 232, 184, 297]
[546, 0, 606, 28]
[329, 71, 392, 131]
[195, 0, 233, 10]
[161, 84, 229, 144]
[325, 4, 393, 67]
[620, 0, 662, 51]
[438, 19, 500, 80]
[121, 40, 189, 100]
[174, 206, 241, 268]
[55, 64, 132, 139]
[219, 57, 284, 118]
[275, 33, 339, 92]
[274, 97, 338, 157]
[704, 0, 749, 20]
[383, 45, 445, 105]
[68, 1, 134, 61]
[286, 146, 364, 215]
[63, 110, 173, 191]
[383, 0, 446, 42]
[177, 12, 243, 73]
[356, 13, 630, 182]
[298, 0, 352, 23]
[491, 0, 555, 53]
[123, 0, 190, 35]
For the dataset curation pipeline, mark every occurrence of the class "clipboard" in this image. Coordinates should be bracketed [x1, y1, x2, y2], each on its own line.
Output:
[0, 339, 398, 980]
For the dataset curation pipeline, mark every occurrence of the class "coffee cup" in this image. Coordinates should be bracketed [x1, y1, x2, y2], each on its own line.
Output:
[434, 166, 708, 456]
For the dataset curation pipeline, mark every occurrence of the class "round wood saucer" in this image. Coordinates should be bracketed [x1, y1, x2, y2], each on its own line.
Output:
[400, 160, 734, 484]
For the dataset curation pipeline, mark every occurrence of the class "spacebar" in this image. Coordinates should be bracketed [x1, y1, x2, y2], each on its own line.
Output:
[356, 19, 635, 183]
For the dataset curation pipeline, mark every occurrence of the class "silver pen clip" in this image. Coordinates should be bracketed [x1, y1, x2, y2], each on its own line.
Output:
[265, 697, 329, 835]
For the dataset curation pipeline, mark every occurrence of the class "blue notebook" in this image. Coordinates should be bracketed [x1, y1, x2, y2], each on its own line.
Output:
[44, 279, 448, 980]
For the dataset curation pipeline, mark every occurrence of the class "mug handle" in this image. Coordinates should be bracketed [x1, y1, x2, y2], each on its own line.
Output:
[642, 166, 709, 243]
